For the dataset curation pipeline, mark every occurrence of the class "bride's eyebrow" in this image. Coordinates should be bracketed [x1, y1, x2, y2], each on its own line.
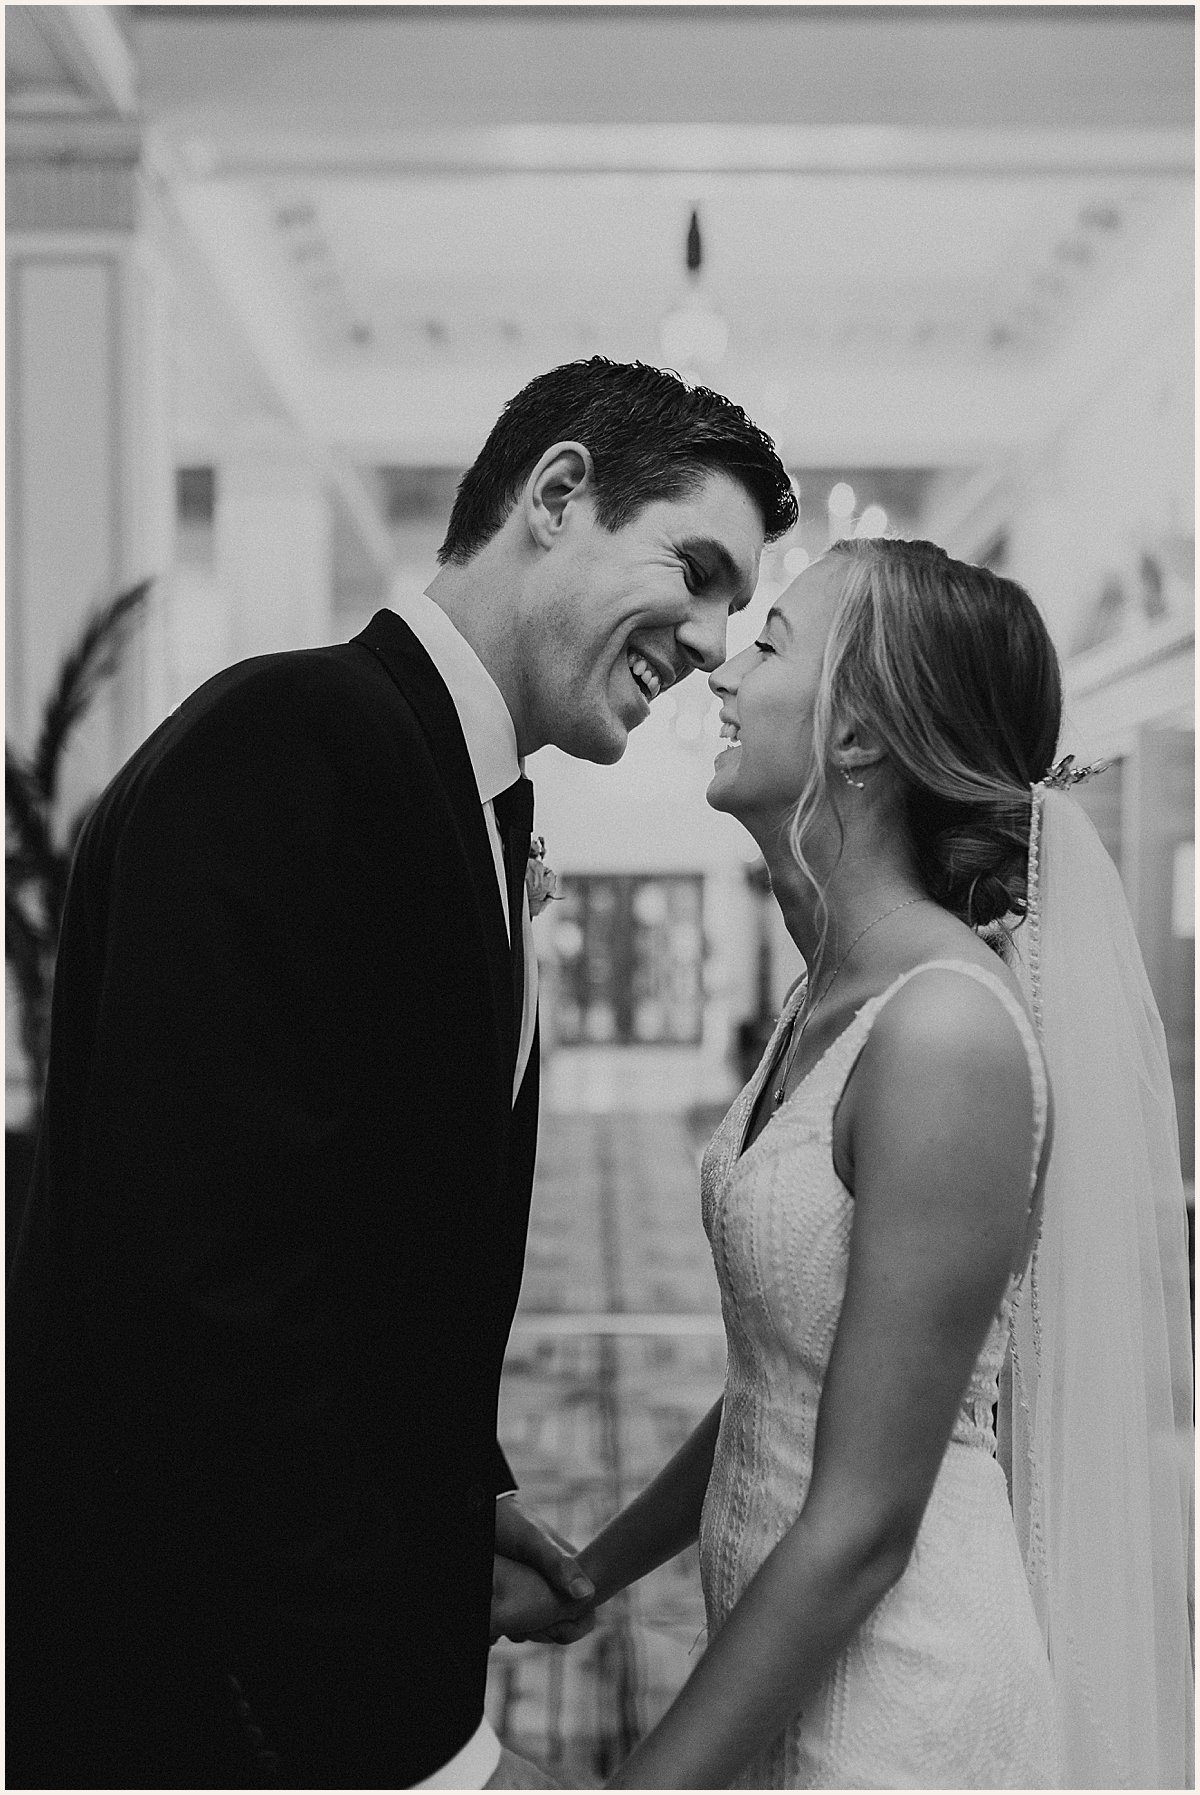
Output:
[763, 606, 793, 639]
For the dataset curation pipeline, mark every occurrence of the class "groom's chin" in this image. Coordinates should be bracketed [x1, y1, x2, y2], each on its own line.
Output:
[551, 713, 628, 764]
[582, 731, 627, 766]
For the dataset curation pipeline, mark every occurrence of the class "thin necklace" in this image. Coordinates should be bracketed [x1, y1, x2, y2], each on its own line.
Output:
[772, 897, 923, 1108]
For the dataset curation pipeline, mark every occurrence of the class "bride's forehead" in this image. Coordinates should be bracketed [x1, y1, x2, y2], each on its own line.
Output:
[777, 558, 847, 623]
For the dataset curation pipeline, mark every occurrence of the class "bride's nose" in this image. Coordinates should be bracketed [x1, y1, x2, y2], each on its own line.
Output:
[709, 654, 740, 701]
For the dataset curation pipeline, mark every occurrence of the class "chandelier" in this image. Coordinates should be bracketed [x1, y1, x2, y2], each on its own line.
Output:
[659, 208, 729, 373]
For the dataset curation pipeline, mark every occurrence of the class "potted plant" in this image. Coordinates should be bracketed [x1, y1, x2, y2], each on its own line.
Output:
[6, 580, 151, 1258]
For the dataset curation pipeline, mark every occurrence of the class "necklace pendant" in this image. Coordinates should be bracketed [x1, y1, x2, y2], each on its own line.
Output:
[773, 1083, 786, 1107]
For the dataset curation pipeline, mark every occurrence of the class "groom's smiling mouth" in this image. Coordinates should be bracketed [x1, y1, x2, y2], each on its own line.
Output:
[626, 645, 672, 704]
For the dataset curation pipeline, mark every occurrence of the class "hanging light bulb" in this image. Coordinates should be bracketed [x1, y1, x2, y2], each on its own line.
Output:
[659, 208, 729, 372]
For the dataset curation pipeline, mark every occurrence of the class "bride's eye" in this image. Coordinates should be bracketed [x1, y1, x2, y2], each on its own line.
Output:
[754, 639, 776, 655]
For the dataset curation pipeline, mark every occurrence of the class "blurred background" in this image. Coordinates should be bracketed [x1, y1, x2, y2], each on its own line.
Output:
[6, 6, 1193, 1782]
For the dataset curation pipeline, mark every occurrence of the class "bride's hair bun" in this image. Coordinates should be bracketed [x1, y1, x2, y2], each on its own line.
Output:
[905, 790, 1034, 928]
[788, 538, 1063, 930]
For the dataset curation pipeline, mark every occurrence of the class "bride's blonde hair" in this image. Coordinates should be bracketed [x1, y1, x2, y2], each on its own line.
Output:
[786, 537, 1063, 937]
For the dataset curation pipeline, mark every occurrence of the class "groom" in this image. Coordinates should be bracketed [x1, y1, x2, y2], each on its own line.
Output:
[7, 358, 795, 1788]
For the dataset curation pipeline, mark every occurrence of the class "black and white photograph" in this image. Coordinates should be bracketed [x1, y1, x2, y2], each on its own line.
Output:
[6, 5, 1194, 1788]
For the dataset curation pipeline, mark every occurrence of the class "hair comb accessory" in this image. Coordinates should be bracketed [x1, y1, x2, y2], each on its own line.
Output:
[1038, 753, 1110, 791]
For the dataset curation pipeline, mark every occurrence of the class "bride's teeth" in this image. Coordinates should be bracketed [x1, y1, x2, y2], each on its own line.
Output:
[720, 721, 740, 742]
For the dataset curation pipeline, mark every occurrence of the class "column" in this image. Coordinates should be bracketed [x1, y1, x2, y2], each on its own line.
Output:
[7, 116, 173, 1130]
[6, 118, 173, 808]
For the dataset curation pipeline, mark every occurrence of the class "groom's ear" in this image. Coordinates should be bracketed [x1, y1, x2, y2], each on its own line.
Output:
[523, 442, 594, 550]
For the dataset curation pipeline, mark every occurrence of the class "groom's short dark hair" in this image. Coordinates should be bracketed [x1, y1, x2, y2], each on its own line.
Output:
[437, 358, 797, 565]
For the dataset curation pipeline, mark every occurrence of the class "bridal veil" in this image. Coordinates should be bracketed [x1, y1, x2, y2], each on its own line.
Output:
[1007, 784, 1194, 1788]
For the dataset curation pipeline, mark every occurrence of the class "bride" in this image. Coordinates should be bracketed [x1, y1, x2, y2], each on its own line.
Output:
[574, 537, 1193, 1788]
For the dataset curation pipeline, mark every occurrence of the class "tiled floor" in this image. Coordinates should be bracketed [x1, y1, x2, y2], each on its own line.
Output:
[486, 1112, 726, 1787]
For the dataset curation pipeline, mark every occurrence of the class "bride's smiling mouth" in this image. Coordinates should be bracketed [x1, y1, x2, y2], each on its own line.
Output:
[715, 715, 742, 758]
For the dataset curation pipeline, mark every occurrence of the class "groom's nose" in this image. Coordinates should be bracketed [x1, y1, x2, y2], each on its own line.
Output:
[675, 603, 728, 678]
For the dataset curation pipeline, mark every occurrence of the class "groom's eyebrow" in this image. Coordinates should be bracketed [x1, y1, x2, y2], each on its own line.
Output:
[679, 537, 754, 612]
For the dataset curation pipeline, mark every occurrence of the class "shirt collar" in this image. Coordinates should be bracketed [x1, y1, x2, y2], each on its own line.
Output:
[389, 585, 521, 805]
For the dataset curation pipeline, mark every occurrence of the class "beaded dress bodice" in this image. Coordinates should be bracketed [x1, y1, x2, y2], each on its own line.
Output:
[697, 960, 1061, 1789]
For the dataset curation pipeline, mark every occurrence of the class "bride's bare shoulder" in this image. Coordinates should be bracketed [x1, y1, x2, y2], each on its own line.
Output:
[846, 960, 1040, 1155]
[838, 964, 1042, 1251]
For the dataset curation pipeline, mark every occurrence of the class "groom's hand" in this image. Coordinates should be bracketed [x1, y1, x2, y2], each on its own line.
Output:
[491, 1494, 596, 1645]
[491, 1554, 595, 1644]
[493, 1493, 594, 1609]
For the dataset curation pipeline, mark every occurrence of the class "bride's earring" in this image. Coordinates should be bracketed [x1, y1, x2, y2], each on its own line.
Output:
[841, 766, 865, 789]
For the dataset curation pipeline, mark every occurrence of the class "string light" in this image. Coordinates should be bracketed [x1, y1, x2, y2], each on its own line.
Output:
[827, 482, 856, 518]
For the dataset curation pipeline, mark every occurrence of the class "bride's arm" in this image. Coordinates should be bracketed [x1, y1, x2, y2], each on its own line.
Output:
[576, 1398, 723, 1604]
[605, 973, 1039, 1788]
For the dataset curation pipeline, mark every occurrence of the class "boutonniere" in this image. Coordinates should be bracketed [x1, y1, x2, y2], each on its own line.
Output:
[525, 835, 559, 918]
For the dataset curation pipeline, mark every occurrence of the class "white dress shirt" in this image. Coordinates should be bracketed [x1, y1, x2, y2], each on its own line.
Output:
[390, 588, 537, 1101]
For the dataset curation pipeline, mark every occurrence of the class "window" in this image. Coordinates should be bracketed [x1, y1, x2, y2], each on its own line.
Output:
[553, 875, 704, 1046]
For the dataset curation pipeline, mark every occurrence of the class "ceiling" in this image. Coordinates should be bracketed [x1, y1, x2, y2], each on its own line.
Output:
[126, 7, 1194, 134]
[8, 8, 1194, 479]
[245, 166, 1169, 368]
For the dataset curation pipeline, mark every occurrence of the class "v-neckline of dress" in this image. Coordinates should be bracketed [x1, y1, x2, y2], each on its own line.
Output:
[736, 978, 871, 1162]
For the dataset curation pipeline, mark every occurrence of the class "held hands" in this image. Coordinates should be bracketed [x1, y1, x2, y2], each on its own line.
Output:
[490, 1495, 597, 1645]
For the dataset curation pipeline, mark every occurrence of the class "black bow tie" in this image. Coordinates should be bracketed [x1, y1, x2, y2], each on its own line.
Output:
[493, 776, 535, 1046]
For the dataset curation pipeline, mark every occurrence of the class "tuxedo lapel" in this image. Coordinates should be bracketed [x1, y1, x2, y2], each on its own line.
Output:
[355, 609, 514, 1065]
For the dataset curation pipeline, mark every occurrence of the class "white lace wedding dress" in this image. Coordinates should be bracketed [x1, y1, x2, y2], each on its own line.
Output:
[698, 960, 1062, 1789]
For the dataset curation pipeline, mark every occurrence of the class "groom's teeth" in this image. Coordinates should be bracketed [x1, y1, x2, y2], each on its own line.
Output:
[627, 651, 661, 700]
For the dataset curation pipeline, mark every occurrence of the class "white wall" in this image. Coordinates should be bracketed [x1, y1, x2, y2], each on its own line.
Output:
[923, 196, 1194, 763]
[1009, 301, 1192, 656]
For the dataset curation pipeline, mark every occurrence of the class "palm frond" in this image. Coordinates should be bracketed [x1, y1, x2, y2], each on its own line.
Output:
[31, 580, 151, 806]
[7, 886, 52, 1095]
[5, 746, 53, 871]
[5, 885, 48, 985]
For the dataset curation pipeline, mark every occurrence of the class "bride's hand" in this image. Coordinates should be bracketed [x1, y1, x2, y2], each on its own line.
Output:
[493, 1493, 594, 1602]
[490, 1553, 595, 1644]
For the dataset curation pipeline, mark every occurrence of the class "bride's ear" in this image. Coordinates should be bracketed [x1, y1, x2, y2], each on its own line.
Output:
[831, 718, 887, 782]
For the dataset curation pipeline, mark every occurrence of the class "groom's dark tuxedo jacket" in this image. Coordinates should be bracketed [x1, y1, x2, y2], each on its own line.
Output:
[8, 610, 539, 1788]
